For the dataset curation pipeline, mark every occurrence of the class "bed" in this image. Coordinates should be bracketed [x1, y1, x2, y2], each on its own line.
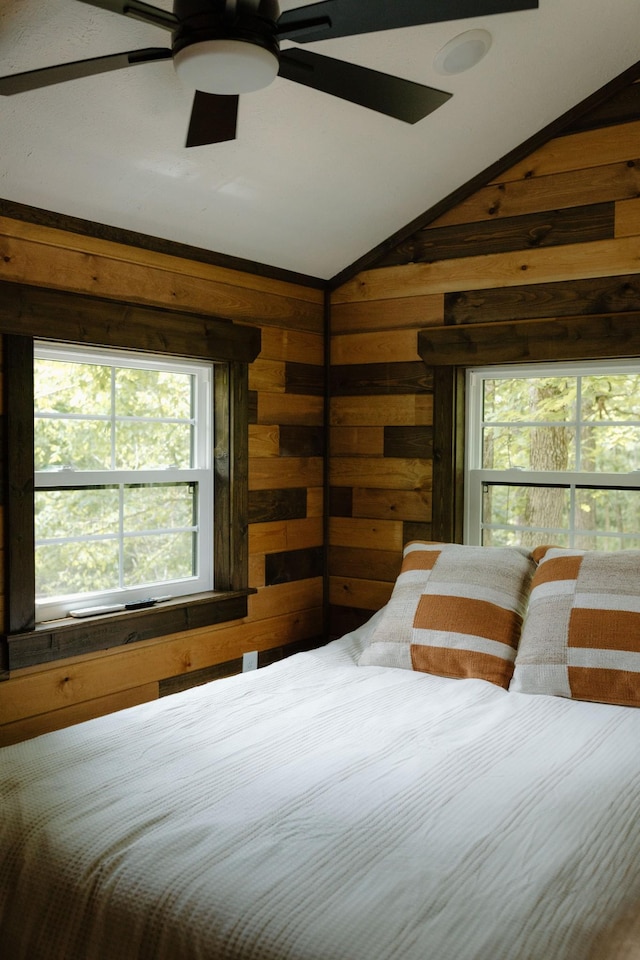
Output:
[1, 542, 640, 960]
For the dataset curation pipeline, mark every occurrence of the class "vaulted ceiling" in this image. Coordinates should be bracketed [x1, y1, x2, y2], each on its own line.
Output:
[1, 0, 639, 282]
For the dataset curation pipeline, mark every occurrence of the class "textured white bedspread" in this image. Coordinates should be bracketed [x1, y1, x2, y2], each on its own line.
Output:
[1, 620, 640, 960]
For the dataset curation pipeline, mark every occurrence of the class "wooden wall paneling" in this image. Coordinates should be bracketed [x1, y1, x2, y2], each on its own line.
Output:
[257, 393, 323, 426]
[330, 427, 384, 457]
[331, 236, 640, 304]
[249, 358, 286, 392]
[285, 362, 324, 395]
[249, 457, 323, 490]
[248, 488, 308, 523]
[329, 517, 404, 552]
[248, 517, 323, 555]
[248, 578, 323, 619]
[383, 425, 433, 459]
[0, 215, 325, 305]
[430, 158, 640, 229]
[615, 197, 640, 236]
[264, 547, 324, 585]
[492, 120, 640, 183]
[351, 488, 431, 523]
[331, 361, 432, 396]
[278, 425, 324, 457]
[259, 327, 324, 365]
[419, 313, 640, 367]
[372, 203, 614, 268]
[0, 232, 322, 332]
[0, 607, 322, 727]
[0, 683, 159, 748]
[330, 293, 444, 333]
[331, 330, 419, 365]
[444, 272, 640, 325]
[331, 395, 432, 426]
[329, 545, 401, 582]
[330, 457, 432, 491]
[329, 576, 394, 611]
[561, 80, 640, 135]
[249, 424, 280, 458]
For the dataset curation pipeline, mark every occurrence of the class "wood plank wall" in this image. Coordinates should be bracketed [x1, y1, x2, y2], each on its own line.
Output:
[0, 218, 325, 745]
[328, 78, 640, 637]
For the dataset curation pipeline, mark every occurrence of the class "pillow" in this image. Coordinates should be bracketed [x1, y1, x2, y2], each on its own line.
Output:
[359, 541, 535, 688]
[511, 547, 640, 706]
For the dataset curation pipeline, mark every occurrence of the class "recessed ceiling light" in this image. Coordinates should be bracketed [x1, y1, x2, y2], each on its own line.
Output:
[434, 29, 492, 75]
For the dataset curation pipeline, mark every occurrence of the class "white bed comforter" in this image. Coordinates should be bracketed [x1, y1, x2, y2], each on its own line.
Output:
[1, 618, 640, 960]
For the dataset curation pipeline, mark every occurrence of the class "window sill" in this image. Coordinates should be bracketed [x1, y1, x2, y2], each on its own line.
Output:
[3, 590, 255, 672]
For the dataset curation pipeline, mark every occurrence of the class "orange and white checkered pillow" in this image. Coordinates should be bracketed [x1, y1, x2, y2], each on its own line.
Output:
[511, 547, 640, 706]
[359, 542, 535, 689]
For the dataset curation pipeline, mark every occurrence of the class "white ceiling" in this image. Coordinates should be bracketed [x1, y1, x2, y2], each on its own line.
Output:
[1, 0, 639, 281]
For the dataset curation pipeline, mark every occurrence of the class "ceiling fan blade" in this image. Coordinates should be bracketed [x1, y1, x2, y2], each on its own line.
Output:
[278, 49, 451, 124]
[277, 0, 538, 43]
[186, 91, 239, 147]
[74, 0, 178, 31]
[0, 48, 172, 96]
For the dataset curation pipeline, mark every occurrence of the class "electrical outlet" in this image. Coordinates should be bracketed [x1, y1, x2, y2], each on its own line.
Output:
[242, 650, 258, 672]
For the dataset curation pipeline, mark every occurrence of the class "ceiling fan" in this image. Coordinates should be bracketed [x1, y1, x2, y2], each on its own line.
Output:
[0, 0, 538, 147]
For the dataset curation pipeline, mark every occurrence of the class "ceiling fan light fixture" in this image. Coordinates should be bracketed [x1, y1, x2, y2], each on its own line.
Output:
[174, 39, 279, 95]
[433, 29, 492, 76]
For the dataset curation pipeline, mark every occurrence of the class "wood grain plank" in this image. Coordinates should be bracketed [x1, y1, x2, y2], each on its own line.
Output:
[329, 545, 401, 582]
[249, 457, 323, 490]
[285, 362, 324, 396]
[265, 546, 324, 585]
[384, 425, 433, 459]
[372, 204, 614, 268]
[427, 158, 640, 230]
[0, 608, 322, 725]
[494, 121, 640, 183]
[615, 197, 640, 237]
[331, 394, 433, 427]
[329, 486, 353, 517]
[330, 457, 432, 491]
[445, 272, 640, 325]
[333, 236, 640, 303]
[0, 216, 324, 305]
[330, 361, 432, 396]
[248, 516, 323, 555]
[352, 487, 432, 522]
[259, 327, 324, 364]
[257, 393, 324, 426]
[0, 232, 322, 330]
[419, 313, 640, 366]
[329, 517, 404, 552]
[561, 81, 640, 135]
[248, 424, 280, 458]
[248, 487, 307, 524]
[278, 425, 324, 457]
[329, 576, 394, 610]
[248, 577, 323, 618]
[331, 330, 419, 365]
[330, 427, 384, 457]
[0, 683, 159, 747]
[330, 294, 444, 333]
[249, 358, 285, 392]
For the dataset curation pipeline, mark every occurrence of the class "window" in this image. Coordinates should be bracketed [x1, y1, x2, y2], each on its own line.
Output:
[1, 280, 261, 672]
[465, 360, 640, 549]
[34, 343, 214, 621]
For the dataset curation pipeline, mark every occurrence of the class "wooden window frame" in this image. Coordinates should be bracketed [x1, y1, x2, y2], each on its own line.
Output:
[0, 281, 261, 673]
[419, 313, 640, 544]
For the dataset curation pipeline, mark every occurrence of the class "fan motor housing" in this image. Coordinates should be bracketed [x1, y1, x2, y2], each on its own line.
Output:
[172, 0, 280, 57]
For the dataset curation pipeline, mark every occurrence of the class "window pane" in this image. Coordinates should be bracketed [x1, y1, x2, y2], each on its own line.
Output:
[482, 484, 570, 547]
[483, 377, 574, 423]
[575, 488, 640, 541]
[116, 422, 192, 470]
[123, 533, 195, 586]
[34, 359, 111, 415]
[580, 425, 640, 473]
[482, 426, 575, 470]
[123, 484, 195, 532]
[581, 375, 640, 421]
[34, 419, 112, 471]
[36, 540, 119, 599]
[35, 488, 119, 540]
[115, 368, 192, 419]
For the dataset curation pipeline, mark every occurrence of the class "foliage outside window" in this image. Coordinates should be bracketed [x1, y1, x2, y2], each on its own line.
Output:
[465, 360, 640, 550]
[34, 343, 214, 621]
